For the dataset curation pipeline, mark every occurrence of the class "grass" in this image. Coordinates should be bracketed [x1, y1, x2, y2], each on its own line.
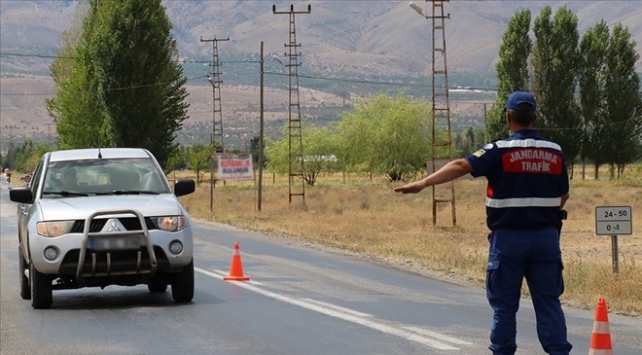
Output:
[176, 165, 642, 316]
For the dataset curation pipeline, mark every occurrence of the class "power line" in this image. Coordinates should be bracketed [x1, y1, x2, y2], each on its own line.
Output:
[264, 71, 434, 88]
[0, 52, 63, 59]
[0, 52, 260, 64]
[180, 59, 260, 64]
[0, 75, 208, 96]
[2, 51, 640, 93]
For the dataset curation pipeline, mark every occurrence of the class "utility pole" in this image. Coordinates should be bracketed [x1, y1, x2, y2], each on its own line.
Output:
[484, 103, 488, 126]
[258, 41, 265, 211]
[201, 35, 229, 212]
[200, 35, 230, 152]
[273, 4, 311, 207]
[8, 125, 13, 169]
[411, 1, 456, 226]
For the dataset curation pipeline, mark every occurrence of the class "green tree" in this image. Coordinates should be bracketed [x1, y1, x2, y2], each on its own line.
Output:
[532, 6, 582, 176]
[47, 0, 189, 167]
[338, 94, 434, 182]
[188, 144, 213, 183]
[249, 136, 264, 167]
[7, 141, 54, 173]
[266, 126, 341, 186]
[579, 21, 611, 179]
[47, 2, 107, 149]
[579, 22, 642, 179]
[531, 6, 553, 113]
[603, 23, 642, 179]
[166, 145, 189, 173]
[454, 127, 485, 157]
[487, 9, 532, 141]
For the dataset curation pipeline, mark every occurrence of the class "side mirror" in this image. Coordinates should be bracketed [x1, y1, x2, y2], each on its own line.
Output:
[174, 179, 195, 197]
[9, 187, 33, 204]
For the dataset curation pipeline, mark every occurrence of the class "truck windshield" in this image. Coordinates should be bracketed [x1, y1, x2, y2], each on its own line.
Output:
[42, 158, 169, 198]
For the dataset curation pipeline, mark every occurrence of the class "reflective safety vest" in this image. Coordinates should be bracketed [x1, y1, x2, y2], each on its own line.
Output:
[465, 129, 569, 230]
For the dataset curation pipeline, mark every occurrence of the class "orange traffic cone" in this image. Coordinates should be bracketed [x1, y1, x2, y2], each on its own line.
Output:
[223, 242, 250, 281]
[588, 297, 613, 355]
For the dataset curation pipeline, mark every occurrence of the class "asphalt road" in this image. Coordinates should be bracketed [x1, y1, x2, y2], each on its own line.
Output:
[1, 177, 641, 355]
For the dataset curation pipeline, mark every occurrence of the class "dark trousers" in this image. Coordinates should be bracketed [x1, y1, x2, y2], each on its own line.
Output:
[486, 228, 573, 355]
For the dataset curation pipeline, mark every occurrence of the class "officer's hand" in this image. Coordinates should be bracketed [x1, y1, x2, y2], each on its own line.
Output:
[394, 181, 427, 194]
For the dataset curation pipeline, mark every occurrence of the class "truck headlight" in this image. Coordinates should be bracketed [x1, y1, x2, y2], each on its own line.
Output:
[155, 216, 186, 232]
[37, 221, 74, 237]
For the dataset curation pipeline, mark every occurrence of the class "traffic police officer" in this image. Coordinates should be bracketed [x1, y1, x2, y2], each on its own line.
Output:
[394, 91, 572, 355]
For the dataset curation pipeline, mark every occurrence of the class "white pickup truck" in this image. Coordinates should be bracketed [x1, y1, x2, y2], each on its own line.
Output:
[10, 148, 196, 309]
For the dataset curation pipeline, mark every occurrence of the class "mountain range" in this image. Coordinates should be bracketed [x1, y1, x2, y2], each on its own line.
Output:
[1, 1, 641, 148]
[1, 1, 641, 75]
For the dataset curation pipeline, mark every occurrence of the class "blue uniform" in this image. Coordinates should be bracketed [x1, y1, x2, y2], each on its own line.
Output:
[466, 129, 573, 355]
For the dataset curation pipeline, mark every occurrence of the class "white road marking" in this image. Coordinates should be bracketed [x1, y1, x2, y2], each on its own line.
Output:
[404, 326, 473, 345]
[301, 298, 374, 318]
[196, 267, 469, 350]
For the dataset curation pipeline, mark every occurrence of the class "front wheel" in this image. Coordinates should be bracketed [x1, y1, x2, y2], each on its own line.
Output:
[30, 263, 52, 309]
[19, 245, 30, 300]
[171, 260, 194, 303]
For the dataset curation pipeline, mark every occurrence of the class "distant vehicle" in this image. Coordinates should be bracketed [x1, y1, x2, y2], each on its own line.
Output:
[9, 148, 196, 309]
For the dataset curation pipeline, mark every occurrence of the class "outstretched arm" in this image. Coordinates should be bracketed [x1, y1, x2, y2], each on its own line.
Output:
[393, 158, 473, 194]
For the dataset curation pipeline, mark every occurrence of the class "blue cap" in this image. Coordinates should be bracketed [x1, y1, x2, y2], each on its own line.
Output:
[505, 91, 537, 112]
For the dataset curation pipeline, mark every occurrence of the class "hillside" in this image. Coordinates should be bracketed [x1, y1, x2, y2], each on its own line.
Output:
[1, 1, 641, 74]
[1, 1, 641, 148]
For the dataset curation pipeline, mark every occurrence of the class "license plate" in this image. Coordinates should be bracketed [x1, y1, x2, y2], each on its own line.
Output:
[89, 236, 143, 251]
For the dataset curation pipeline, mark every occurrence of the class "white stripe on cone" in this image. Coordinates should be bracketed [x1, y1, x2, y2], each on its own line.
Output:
[591, 320, 610, 334]
[588, 349, 613, 355]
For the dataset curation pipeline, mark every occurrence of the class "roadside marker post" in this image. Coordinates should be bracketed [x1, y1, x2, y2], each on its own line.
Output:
[595, 206, 632, 274]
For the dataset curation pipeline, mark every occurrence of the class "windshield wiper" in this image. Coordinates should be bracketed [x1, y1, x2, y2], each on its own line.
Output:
[43, 191, 89, 197]
[109, 190, 160, 195]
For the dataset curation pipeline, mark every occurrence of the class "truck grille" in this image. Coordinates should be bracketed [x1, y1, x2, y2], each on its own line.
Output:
[71, 217, 157, 233]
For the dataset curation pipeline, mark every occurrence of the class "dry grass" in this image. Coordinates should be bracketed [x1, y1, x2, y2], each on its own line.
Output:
[177, 166, 642, 315]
